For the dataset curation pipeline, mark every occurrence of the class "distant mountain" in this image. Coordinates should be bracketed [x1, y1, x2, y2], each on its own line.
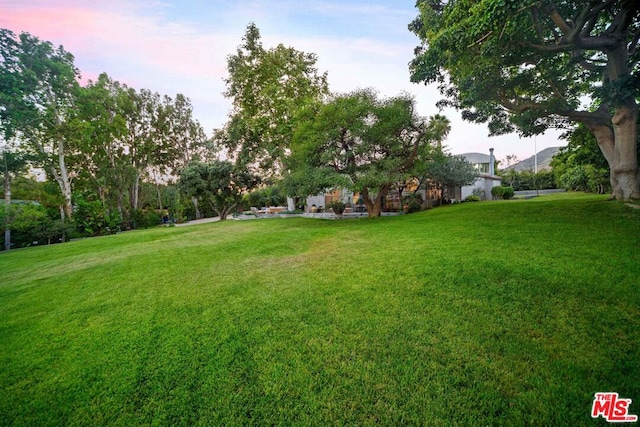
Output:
[505, 146, 561, 172]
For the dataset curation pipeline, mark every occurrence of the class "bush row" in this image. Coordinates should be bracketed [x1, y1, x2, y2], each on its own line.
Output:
[491, 186, 515, 200]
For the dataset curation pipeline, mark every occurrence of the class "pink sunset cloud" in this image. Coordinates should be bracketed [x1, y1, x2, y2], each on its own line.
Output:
[0, 1, 232, 87]
[0, 1, 564, 156]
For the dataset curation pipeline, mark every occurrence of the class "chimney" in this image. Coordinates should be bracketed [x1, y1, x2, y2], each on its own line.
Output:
[489, 148, 495, 175]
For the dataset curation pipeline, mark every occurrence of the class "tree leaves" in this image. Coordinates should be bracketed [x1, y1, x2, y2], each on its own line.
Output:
[409, 1, 640, 199]
[178, 160, 259, 219]
[220, 23, 329, 176]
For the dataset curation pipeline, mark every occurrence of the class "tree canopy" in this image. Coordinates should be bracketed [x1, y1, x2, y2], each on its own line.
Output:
[285, 89, 447, 217]
[178, 160, 259, 221]
[409, 1, 640, 200]
[219, 23, 329, 176]
[0, 29, 208, 242]
[422, 149, 478, 203]
[0, 28, 81, 218]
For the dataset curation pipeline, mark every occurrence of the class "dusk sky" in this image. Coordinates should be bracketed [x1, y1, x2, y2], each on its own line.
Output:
[2, 0, 565, 162]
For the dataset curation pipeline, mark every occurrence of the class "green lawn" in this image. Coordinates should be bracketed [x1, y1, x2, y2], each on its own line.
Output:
[1, 193, 639, 426]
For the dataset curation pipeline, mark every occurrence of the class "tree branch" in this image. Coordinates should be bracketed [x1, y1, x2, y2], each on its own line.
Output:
[468, 31, 493, 48]
[562, 104, 611, 126]
[540, 2, 572, 35]
[571, 51, 606, 73]
[530, 7, 544, 42]
[524, 33, 620, 53]
[630, 27, 640, 55]
[570, 0, 614, 41]
[497, 94, 541, 112]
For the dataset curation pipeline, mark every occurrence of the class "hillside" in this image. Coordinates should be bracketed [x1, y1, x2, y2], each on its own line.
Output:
[506, 146, 561, 172]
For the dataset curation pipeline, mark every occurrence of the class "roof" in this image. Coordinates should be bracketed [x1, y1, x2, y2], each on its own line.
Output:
[460, 152, 491, 164]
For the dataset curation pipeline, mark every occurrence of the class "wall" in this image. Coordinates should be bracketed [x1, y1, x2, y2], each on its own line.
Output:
[461, 175, 502, 201]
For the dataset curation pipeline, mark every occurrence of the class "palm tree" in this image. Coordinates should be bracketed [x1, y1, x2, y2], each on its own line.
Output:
[428, 114, 451, 149]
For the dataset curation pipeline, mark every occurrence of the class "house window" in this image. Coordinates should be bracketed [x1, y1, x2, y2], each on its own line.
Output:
[474, 163, 489, 173]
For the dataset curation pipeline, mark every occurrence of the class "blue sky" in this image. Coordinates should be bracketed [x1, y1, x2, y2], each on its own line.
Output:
[1, 0, 564, 162]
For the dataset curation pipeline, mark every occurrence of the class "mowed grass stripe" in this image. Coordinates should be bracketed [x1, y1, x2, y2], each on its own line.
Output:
[1, 193, 639, 425]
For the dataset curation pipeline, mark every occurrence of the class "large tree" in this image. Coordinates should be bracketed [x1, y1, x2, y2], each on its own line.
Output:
[0, 29, 80, 218]
[74, 73, 131, 217]
[409, 1, 640, 200]
[286, 89, 446, 217]
[76, 75, 207, 220]
[220, 23, 329, 176]
[178, 160, 259, 221]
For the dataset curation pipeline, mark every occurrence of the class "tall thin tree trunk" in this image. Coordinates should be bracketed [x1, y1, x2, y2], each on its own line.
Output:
[193, 197, 201, 219]
[132, 172, 141, 210]
[56, 134, 73, 219]
[156, 184, 163, 211]
[59, 206, 66, 243]
[3, 166, 11, 250]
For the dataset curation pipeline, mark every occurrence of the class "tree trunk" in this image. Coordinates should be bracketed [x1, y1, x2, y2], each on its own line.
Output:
[588, 122, 617, 191]
[50, 139, 74, 220]
[156, 184, 163, 211]
[132, 172, 141, 210]
[59, 206, 66, 243]
[217, 207, 231, 221]
[611, 102, 639, 200]
[116, 193, 124, 220]
[361, 185, 390, 217]
[3, 170, 11, 251]
[193, 197, 201, 219]
[607, 44, 639, 200]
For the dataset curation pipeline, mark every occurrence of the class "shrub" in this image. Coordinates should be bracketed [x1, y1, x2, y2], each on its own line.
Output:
[502, 186, 515, 199]
[491, 186, 505, 199]
[402, 193, 423, 213]
[72, 192, 122, 236]
[243, 185, 286, 210]
[131, 209, 161, 229]
[328, 201, 346, 215]
[471, 187, 485, 200]
[465, 195, 481, 202]
[498, 169, 557, 190]
[557, 165, 610, 194]
[1, 203, 64, 248]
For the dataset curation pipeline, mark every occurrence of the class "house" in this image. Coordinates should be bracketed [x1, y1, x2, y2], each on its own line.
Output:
[287, 189, 355, 213]
[286, 148, 502, 212]
[453, 148, 502, 201]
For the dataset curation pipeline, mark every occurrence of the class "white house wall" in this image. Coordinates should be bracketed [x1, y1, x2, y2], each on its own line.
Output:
[461, 176, 502, 201]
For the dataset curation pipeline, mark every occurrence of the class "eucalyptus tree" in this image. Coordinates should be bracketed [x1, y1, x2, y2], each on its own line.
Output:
[134, 92, 208, 213]
[409, 1, 640, 200]
[75, 73, 131, 217]
[77, 76, 206, 219]
[220, 23, 329, 176]
[166, 93, 209, 173]
[0, 29, 80, 218]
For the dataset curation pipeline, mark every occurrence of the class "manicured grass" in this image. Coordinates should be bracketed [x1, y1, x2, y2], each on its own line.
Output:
[1, 193, 639, 425]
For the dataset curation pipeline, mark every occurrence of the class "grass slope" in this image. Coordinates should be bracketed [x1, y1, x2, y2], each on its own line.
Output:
[1, 193, 639, 426]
